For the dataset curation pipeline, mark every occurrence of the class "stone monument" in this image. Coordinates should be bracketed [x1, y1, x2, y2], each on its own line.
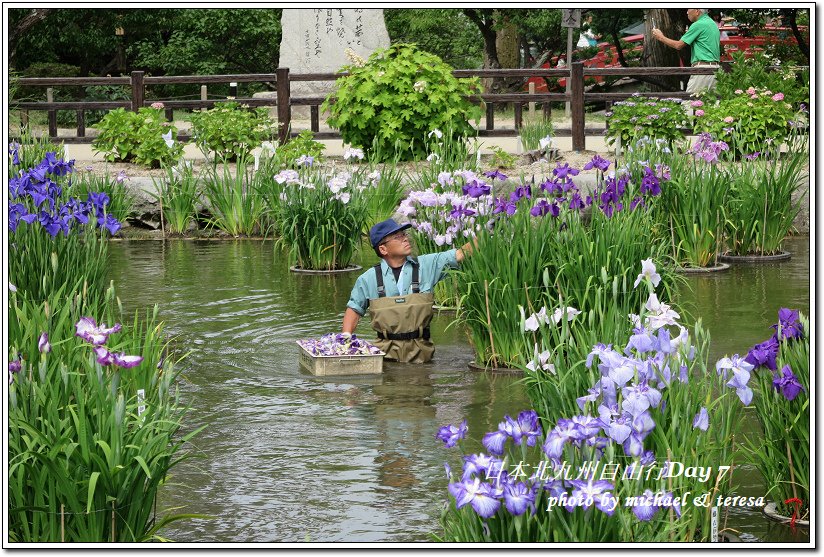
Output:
[275, 8, 390, 120]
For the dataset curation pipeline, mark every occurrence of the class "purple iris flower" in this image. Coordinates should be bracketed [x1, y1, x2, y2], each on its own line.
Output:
[717, 354, 754, 404]
[462, 180, 491, 198]
[692, 407, 709, 431]
[640, 167, 661, 196]
[484, 170, 508, 182]
[539, 178, 563, 195]
[745, 336, 779, 370]
[576, 385, 601, 411]
[631, 411, 656, 437]
[530, 199, 559, 218]
[99, 214, 122, 235]
[482, 428, 509, 455]
[509, 184, 532, 202]
[75, 317, 122, 346]
[94, 347, 143, 368]
[772, 308, 804, 341]
[621, 382, 662, 416]
[492, 196, 517, 216]
[541, 478, 567, 499]
[9, 358, 22, 374]
[640, 450, 656, 466]
[773, 365, 805, 401]
[570, 415, 603, 439]
[630, 196, 645, 211]
[568, 192, 585, 211]
[449, 477, 501, 518]
[510, 410, 543, 446]
[503, 481, 535, 516]
[436, 420, 468, 448]
[552, 163, 580, 181]
[88, 191, 110, 212]
[449, 204, 476, 220]
[39, 213, 62, 237]
[626, 329, 658, 354]
[583, 155, 611, 172]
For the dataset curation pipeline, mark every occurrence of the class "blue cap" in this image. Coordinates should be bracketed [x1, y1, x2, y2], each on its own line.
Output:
[369, 218, 412, 249]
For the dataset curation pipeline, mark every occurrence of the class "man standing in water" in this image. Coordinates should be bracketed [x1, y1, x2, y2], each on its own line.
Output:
[652, 8, 721, 95]
[343, 218, 472, 363]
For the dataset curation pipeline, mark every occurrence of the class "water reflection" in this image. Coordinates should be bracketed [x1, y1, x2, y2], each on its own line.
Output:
[104, 236, 810, 543]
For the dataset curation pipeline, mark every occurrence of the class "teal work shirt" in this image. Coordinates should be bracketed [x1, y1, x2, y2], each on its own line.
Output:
[680, 14, 721, 64]
[346, 249, 459, 316]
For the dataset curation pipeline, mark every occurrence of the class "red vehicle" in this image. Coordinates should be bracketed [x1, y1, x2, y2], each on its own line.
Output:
[526, 25, 807, 92]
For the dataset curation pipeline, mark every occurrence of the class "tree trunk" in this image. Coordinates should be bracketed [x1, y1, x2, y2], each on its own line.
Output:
[644, 8, 690, 91]
[463, 9, 501, 95]
[495, 13, 522, 94]
[9, 8, 53, 67]
[784, 9, 810, 61]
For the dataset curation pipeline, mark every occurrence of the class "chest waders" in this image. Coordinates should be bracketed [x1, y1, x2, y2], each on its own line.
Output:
[368, 260, 435, 363]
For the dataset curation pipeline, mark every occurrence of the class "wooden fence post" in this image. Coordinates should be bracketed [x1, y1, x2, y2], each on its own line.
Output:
[570, 62, 585, 152]
[130, 71, 144, 112]
[46, 88, 57, 138]
[276, 67, 291, 144]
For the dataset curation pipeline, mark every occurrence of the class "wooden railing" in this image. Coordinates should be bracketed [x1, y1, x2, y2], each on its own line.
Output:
[14, 63, 729, 151]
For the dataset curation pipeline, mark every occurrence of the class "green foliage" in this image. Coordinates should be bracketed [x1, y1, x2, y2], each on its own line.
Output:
[189, 101, 275, 161]
[519, 118, 554, 152]
[710, 51, 809, 109]
[8, 284, 204, 541]
[200, 156, 266, 237]
[488, 146, 517, 169]
[323, 43, 483, 161]
[649, 154, 731, 268]
[723, 148, 807, 256]
[275, 130, 326, 167]
[385, 9, 483, 68]
[92, 107, 183, 168]
[70, 171, 137, 224]
[8, 128, 65, 177]
[692, 88, 798, 157]
[747, 312, 809, 517]
[260, 167, 370, 270]
[151, 163, 201, 235]
[606, 95, 689, 148]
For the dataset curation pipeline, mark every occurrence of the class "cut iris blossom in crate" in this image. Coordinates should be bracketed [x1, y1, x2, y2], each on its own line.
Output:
[297, 333, 383, 356]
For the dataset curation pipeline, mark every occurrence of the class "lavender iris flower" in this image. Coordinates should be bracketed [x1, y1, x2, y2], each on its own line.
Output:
[38, 332, 51, 354]
[510, 410, 543, 446]
[461, 453, 501, 480]
[503, 482, 535, 516]
[567, 479, 615, 515]
[509, 184, 532, 202]
[640, 451, 656, 466]
[492, 197, 517, 216]
[607, 414, 633, 444]
[773, 365, 805, 401]
[623, 431, 645, 457]
[744, 336, 779, 370]
[692, 407, 709, 431]
[543, 419, 585, 459]
[568, 192, 585, 211]
[482, 428, 509, 455]
[716, 354, 754, 404]
[450, 477, 501, 518]
[436, 420, 468, 448]
[570, 415, 603, 439]
[552, 163, 580, 181]
[75, 317, 122, 346]
[630, 489, 660, 521]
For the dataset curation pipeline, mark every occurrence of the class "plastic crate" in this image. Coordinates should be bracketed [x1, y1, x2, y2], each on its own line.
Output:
[297, 342, 384, 376]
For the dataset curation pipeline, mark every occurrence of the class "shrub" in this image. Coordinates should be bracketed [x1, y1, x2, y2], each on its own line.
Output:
[275, 129, 326, 167]
[711, 51, 809, 109]
[92, 107, 183, 168]
[605, 94, 689, 148]
[189, 101, 275, 161]
[323, 44, 483, 161]
[691, 89, 798, 157]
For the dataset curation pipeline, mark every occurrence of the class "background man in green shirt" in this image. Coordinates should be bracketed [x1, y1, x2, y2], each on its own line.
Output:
[652, 8, 721, 94]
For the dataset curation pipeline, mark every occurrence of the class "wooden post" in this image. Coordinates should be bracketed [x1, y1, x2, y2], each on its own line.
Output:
[485, 102, 494, 131]
[229, 81, 238, 98]
[570, 62, 585, 152]
[276, 67, 291, 144]
[514, 102, 523, 130]
[21, 110, 29, 127]
[46, 88, 57, 138]
[543, 103, 551, 122]
[165, 107, 173, 121]
[200, 85, 207, 112]
[76, 109, 85, 137]
[130, 71, 145, 112]
[310, 106, 319, 133]
[528, 82, 535, 119]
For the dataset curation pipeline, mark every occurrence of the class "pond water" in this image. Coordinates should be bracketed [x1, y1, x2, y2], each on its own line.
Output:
[105, 235, 810, 543]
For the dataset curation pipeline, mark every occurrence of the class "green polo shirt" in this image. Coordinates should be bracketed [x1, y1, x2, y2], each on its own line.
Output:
[681, 14, 721, 64]
[346, 249, 459, 316]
